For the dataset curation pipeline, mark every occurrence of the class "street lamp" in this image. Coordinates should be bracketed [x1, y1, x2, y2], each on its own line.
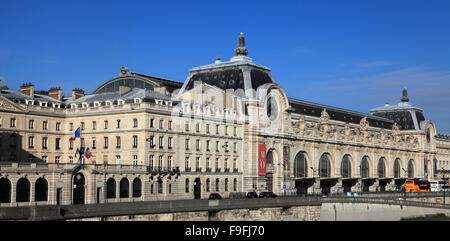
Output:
[402, 168, 407, 200]
[310, 167, 316, 196]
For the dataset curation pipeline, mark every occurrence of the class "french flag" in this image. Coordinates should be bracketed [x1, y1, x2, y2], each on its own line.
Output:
[69, 127, 81, 141]
[85, 147, 92, 159]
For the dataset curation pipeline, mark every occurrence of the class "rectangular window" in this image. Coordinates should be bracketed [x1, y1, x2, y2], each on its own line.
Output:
[150, 118, 154, 128]
[116, 119, 120, 129]
[55, 138, 61, 150]
[104, 121, 108, 129]
[42, 137, 48, 150]
[233, 142, 237, 153]
[224, 126, 228, 135]
[196, 139, 200, 151]
[133, 136, 138, 148]
[196, 157, 200, 171]
[10, 118, 16, 128]
[80, 138, 85, 148]
[55, 156, 60, 164]
[216, 124, 219, 134]
[167, 156, 172, 170]
[104, 137, 109, 149]
[42, 156, 47, 163]
[206, 158, 210, 170]
[185, 121, 190, 131]
[233, 127, 237, 136]
[159, 136, 163, 149]
[56, 122, 61, 131]
[29, 120, 34, 129]
[133, 119, 138, 128]
[168, 120, 172, 130]
[168, 137, 173, 149]
[116, 136, 121, 149]
[116, 155, 120, 165]
[206, 140, 210, 151]
[206, 124, 210, 134]
[149, 136, 155, 148]
[28, 136, 34, 149]
[158, 156, 163, 171]
[185, 139, 190, 150]
[80, 122, 84, 131]
[196, 122, 200, 132]
[43, 121, 48, 130]
[216, 141, 220, 152]
[149, 155, 154, 170]
[133, 155, 138, 166]
[69, 141, 73, 150]
[69, 122, 73, 131]
[159, 119, 164, 129]
[92, 121, 96, 130]
[69, 156, 73, 163]
[92, 139, 96, 149]
[185, 157, 190, 171]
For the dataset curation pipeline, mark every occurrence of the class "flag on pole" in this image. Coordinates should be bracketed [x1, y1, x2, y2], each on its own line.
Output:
[69, 127, 81, 141]
[80, 156, 85, 165]
[85, 147, 92, 159]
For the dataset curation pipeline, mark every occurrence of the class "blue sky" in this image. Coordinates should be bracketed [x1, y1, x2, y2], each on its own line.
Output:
[1, 0, 450, 133]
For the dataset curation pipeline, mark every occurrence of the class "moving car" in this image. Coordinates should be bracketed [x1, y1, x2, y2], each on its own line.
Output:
[209, 193, 222, 200]
[246, 192, 258, 198]
[258, 192, 278, 198]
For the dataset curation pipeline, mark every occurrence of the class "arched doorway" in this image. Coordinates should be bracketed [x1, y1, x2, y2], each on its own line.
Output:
[378, 157, 388, 191]
[16, 178, 30, 202]
[0, 178, 11, 203]
[319, 153, 332, 195]
[294, 151, 310, 195]
[341, 154, 354, 193]
[106, 178, 116, 199]
[73, 173, 85, 204]
[194, 178, 201, 199]
[266, 150, 274, 192]
[35, 178, 48, 202]
[361, 156, 371, 192]
[132, 178, 142, 198]
[120, 178, 129, 198]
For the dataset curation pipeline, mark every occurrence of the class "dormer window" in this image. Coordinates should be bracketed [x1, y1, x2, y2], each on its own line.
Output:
[134, 98, 142, 104]
[93, 101, 101, 107]
[52, 103, 61, 108]
[70, 104, 77, 109]
[82, 102, 89, 108]
[39, 101, 48, 107]
[105, 100, 112, 106]
[117, 99, 125, 105]
[25, 100, 34, 105]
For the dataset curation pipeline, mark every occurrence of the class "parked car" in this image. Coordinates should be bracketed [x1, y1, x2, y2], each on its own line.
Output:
[209, 193, 222, 200]
[258, 192, 278, 198]
[246, 192, 258, 198]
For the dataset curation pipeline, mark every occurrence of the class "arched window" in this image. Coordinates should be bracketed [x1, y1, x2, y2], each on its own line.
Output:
[361, 156, 370, 178]
[378, 157, 386, 178]
[408, 159, 415, 178]
[34, 178, 48, 202]
[294, 151, 308, 178]
[120, 178, 129, 198]
[341, 154, 352, 178]
[394, 158, 401, 178]
[106, 178, 116, 199]
[16, 178, 30, 202]
[319, 153, 331, 178]
[0, 178, 11, 203]
[185, 179, 190, 193]
[132, 178, 142, 198]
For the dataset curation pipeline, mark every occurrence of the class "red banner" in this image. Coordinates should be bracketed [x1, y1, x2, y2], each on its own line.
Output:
[258, 144, 267, 176]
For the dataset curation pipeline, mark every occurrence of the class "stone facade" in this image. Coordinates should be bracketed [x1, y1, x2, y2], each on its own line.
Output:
[0, 33, 449, 207]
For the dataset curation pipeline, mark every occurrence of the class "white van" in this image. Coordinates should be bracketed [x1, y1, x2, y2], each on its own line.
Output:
[429, 180, 439, 192]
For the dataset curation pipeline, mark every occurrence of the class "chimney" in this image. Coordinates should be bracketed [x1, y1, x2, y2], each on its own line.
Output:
[48, 87, 63, 101]
[21, 83, 35, 98]
[119, 84, 131, 95]
[72, 88, 85, 100]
